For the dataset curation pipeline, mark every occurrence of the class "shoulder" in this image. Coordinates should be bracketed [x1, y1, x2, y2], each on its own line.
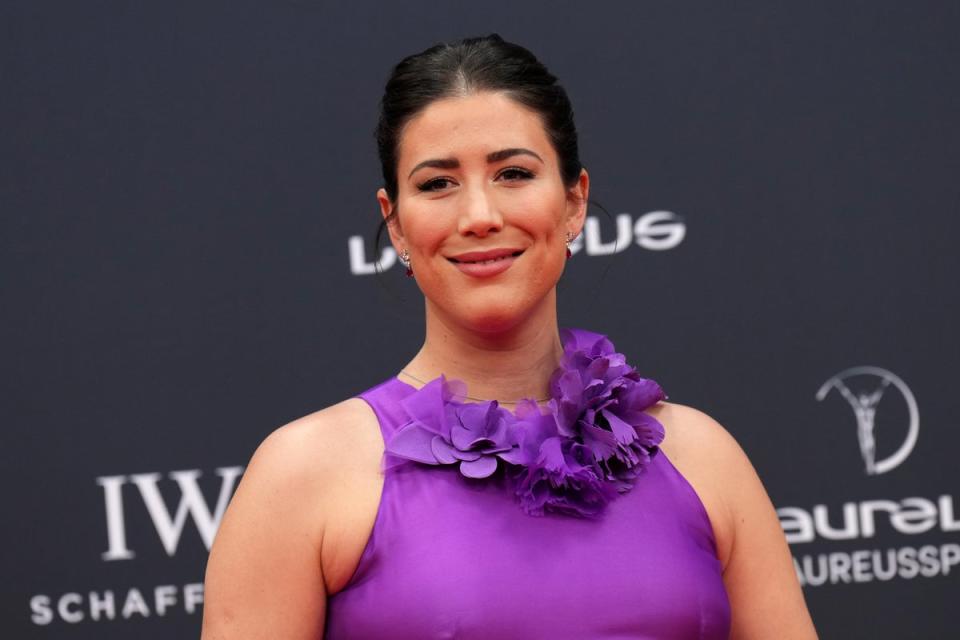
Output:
[227, 397, 385, 556]
[648, 401, 750, 494]
[647, 405, 818, 637]
[202, 397, 382, 638]
[645, 401, 759, 571]
[647, 401, 741, 463]
[210, 395, 380, 559]
[247, 397, 381, 488]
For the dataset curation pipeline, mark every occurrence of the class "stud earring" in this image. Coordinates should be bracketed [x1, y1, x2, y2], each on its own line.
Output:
[398, 248, 413, 276]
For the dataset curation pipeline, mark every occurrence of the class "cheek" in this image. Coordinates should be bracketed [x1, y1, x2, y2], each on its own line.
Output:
[399, 205, 450, 252]
[501, 185, 568, 234]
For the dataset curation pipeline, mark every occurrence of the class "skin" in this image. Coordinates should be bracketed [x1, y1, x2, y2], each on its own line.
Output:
[201, 91, 818, 639]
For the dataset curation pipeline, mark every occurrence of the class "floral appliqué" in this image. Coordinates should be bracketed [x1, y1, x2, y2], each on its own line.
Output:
[385, 329, 666, 518]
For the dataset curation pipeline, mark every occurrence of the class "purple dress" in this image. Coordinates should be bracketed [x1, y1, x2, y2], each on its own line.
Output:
[324, 375, 731, 639]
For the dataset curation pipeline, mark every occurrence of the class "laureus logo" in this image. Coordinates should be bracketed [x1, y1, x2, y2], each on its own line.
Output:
[347, 210, 687, 275]
[816, 366, 919, 475]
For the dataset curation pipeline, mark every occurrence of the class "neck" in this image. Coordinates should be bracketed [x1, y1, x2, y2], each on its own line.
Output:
[404, 294, 563, 403]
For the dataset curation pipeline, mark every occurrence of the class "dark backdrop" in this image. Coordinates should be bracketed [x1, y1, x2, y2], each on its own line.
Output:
[3, 1, 958, 638]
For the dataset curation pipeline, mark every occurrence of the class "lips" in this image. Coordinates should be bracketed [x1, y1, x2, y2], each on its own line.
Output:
[447, 248, 524, 264]
[446, 248, 524, 278]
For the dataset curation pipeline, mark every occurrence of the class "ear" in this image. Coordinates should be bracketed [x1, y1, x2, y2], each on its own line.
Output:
[565, 168, 589, 239]
[377, 187, 405, 253]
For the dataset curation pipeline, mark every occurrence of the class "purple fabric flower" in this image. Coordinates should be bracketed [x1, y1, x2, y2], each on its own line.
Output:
[386, 377, 517, 479]
[383, 329, 667, 518]
[549, 329, 666, 492]
[507, 401, 618, 517]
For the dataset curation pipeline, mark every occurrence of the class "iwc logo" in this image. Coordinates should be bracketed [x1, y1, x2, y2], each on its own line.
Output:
[816, 366, 919, 475]
[28, 466, 244, 626]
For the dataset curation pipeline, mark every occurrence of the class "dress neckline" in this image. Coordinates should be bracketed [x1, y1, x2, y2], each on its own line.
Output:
[380, 328, 668, 518]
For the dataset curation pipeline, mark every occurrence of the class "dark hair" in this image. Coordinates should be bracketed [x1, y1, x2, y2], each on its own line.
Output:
[375, 34, 582, 202]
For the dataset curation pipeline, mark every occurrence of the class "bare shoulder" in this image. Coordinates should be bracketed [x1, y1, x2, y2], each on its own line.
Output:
[647, 401, 744, 471]
[248, 398, 382, 486]
[646, 401, 745, 569]
[230, 397, 382, 525]
[201, 398, 382, 640]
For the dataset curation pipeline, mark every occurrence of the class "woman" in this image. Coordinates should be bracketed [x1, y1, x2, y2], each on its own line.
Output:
[202, 35, 817, 639]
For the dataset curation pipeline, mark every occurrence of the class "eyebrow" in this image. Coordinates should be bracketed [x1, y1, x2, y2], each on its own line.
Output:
[407, 147, 544, 179]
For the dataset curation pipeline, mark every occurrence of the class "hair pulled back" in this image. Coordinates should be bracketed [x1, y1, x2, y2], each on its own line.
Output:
[375, 34, 582, 202]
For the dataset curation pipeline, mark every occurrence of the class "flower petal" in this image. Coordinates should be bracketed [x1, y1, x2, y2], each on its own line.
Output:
[431, 436, 458, 464]
[451, 448, 482, 462]
[497, 447, 526, 465]
[400, 378, 448, 435]
[450, 423, 474, 450]
[386, 424, 441, 464]
[633, 412, 666, 446]
[459, 455, 498, 478]
[445, 378, 468, 403]
[601, 409, 639, 446]
[579, 421, 619, 462]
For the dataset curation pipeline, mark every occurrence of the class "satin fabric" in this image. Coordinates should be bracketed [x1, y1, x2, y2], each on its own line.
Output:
[325, 377, 731, 639]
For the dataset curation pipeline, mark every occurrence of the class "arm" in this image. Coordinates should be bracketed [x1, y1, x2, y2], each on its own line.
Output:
[704, 414, 818, 638]
[201, 404, 354, 639]
[656, 404, 818, 639]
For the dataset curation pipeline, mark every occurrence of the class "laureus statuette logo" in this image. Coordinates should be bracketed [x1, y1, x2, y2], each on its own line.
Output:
[816, 366, 919, 475]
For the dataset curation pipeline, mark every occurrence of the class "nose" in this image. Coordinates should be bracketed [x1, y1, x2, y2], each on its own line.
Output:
[457, 184, 503, 237]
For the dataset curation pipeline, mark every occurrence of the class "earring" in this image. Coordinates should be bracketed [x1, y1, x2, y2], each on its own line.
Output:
[398, 248, 413, 277]
[565, 232, 575, 259]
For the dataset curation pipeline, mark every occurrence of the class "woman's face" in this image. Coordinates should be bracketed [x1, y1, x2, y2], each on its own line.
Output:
[379, 91, 588, 334]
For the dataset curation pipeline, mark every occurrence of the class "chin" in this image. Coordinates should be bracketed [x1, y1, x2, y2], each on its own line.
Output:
[463, 312, 525, 335]
[421, 264, 562, 333]
[442, 289, 551, 335]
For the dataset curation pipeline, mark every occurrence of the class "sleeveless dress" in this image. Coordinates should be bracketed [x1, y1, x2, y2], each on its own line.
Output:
[324, 376, 732, 639]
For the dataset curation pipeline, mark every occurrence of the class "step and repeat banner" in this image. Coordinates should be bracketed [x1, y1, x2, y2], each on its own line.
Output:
[3, 2, 957, 638]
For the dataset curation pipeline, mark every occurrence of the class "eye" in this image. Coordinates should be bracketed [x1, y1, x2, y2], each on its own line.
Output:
[496, 167, 536, 182]
[416, 177, 456, 192]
